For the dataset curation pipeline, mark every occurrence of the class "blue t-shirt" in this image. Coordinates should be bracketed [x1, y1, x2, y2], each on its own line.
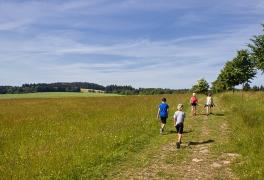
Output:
[159, 103, 169, 118]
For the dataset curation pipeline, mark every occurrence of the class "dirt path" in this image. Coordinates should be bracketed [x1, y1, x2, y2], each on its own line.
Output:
[179, 119, 238, 180]
[111, 98, 240, 179]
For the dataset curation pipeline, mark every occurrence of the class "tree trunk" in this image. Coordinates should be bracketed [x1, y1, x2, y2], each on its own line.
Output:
[242, 83, 244, 100]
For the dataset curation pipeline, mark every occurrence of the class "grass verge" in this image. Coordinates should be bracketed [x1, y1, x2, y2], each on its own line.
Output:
[220, 92, 264, 179]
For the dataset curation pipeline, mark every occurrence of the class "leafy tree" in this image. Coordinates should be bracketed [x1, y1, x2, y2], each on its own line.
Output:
[218, 60, 238, 90]
[252, 85, 259, 91]
[248, 24, 264, 72]
[213, 50, 256, 92]
[191, 78, 209, 94]
[232, 50, 256, 89]
[211, 78, 228, 92]
[243, 82, 251, 91]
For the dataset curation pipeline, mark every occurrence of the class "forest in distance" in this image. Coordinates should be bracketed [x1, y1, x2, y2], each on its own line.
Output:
[0, 82, 189, 95]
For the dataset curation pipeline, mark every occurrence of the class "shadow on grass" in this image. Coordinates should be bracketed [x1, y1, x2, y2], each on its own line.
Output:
[166, 129, 193, 134]
[196, 113, 207, 116]
[196, 113, 224, 116]
[187, 139, 214, 146]
[212, 113, 225, 116]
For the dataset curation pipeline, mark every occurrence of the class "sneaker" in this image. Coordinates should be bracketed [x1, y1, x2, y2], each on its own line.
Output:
[160, 128, 163, 134]
[176, 142, 180, 149]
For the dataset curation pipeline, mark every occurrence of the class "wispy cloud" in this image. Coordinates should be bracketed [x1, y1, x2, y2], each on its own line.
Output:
[0, 0, 263, 88]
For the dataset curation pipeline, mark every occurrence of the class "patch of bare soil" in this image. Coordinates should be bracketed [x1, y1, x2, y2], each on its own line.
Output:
[178, 119, 238, 180]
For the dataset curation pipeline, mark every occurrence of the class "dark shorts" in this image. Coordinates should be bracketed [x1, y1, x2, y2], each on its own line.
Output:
[204, 104, 213, 107]
[191, 102, 197, 106]
[160, 117, 167, 124]
[175, 123, 184, 134]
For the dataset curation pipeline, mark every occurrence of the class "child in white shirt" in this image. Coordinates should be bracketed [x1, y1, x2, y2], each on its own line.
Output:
[205, 93, 214, 115]
[173, 104, 185, 149]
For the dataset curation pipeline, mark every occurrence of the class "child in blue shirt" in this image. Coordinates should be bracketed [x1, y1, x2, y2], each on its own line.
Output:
[157, 97, 169, 134]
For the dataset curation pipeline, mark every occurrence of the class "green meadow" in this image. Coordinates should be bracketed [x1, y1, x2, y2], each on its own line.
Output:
[220, 92, 264, 178]
[0, 92, 263, 179]
[0, 93, 186, 179]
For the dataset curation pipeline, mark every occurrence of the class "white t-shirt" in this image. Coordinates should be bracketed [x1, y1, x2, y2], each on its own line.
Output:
[206, 96, 213, 105]
[173, 111, 185, 125]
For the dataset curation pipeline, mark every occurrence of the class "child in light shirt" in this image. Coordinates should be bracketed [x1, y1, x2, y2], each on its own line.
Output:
[205, 93, 214, 115]
[173, 104, 185, 149]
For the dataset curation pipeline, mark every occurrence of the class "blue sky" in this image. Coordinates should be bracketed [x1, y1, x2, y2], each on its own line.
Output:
[0, 0, 264, 88]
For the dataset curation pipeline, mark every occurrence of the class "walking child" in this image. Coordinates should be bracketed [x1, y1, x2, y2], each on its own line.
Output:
[190, 93, 198, 116]
[157, 97, 169, 134]
[173, 104, 185, 149]
[205, 93, 214, 115]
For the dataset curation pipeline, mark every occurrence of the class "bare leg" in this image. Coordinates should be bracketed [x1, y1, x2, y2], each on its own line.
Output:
[160, 122, 165, 134]
[178, 133, 182, 143]
[191, 106, 196, 116]
[176, 133, 182, 148]
[161, 123, 165, 130]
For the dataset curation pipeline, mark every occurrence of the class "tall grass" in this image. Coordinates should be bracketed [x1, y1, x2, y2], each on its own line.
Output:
[222, 92, 264, 178]
[0, 94, 188, 179]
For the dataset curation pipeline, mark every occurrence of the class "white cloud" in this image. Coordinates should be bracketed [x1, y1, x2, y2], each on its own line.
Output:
[0, 1, 54, 31]
[0, 0, 264, 88]
[1, 23, 261, 88]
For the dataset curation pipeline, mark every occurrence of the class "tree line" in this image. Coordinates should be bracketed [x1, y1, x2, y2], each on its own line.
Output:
[105, 85, 188, 95]
[0, 82, 105, 94]
[191, 24, 264, 94]
[0, 83, 189, 95]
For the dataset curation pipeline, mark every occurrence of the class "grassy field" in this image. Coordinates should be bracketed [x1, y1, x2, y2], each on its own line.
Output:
[0, 92, 263, 179]
[0, 93, 189, 179]
[0, 92, 119, 99]
[220, 92, 264, 178]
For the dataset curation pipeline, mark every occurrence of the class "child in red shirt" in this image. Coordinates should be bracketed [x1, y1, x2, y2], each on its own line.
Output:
[190, 93, 198, 116]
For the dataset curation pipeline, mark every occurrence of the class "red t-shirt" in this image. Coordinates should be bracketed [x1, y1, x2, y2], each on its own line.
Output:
[190, 96, 198, 103]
